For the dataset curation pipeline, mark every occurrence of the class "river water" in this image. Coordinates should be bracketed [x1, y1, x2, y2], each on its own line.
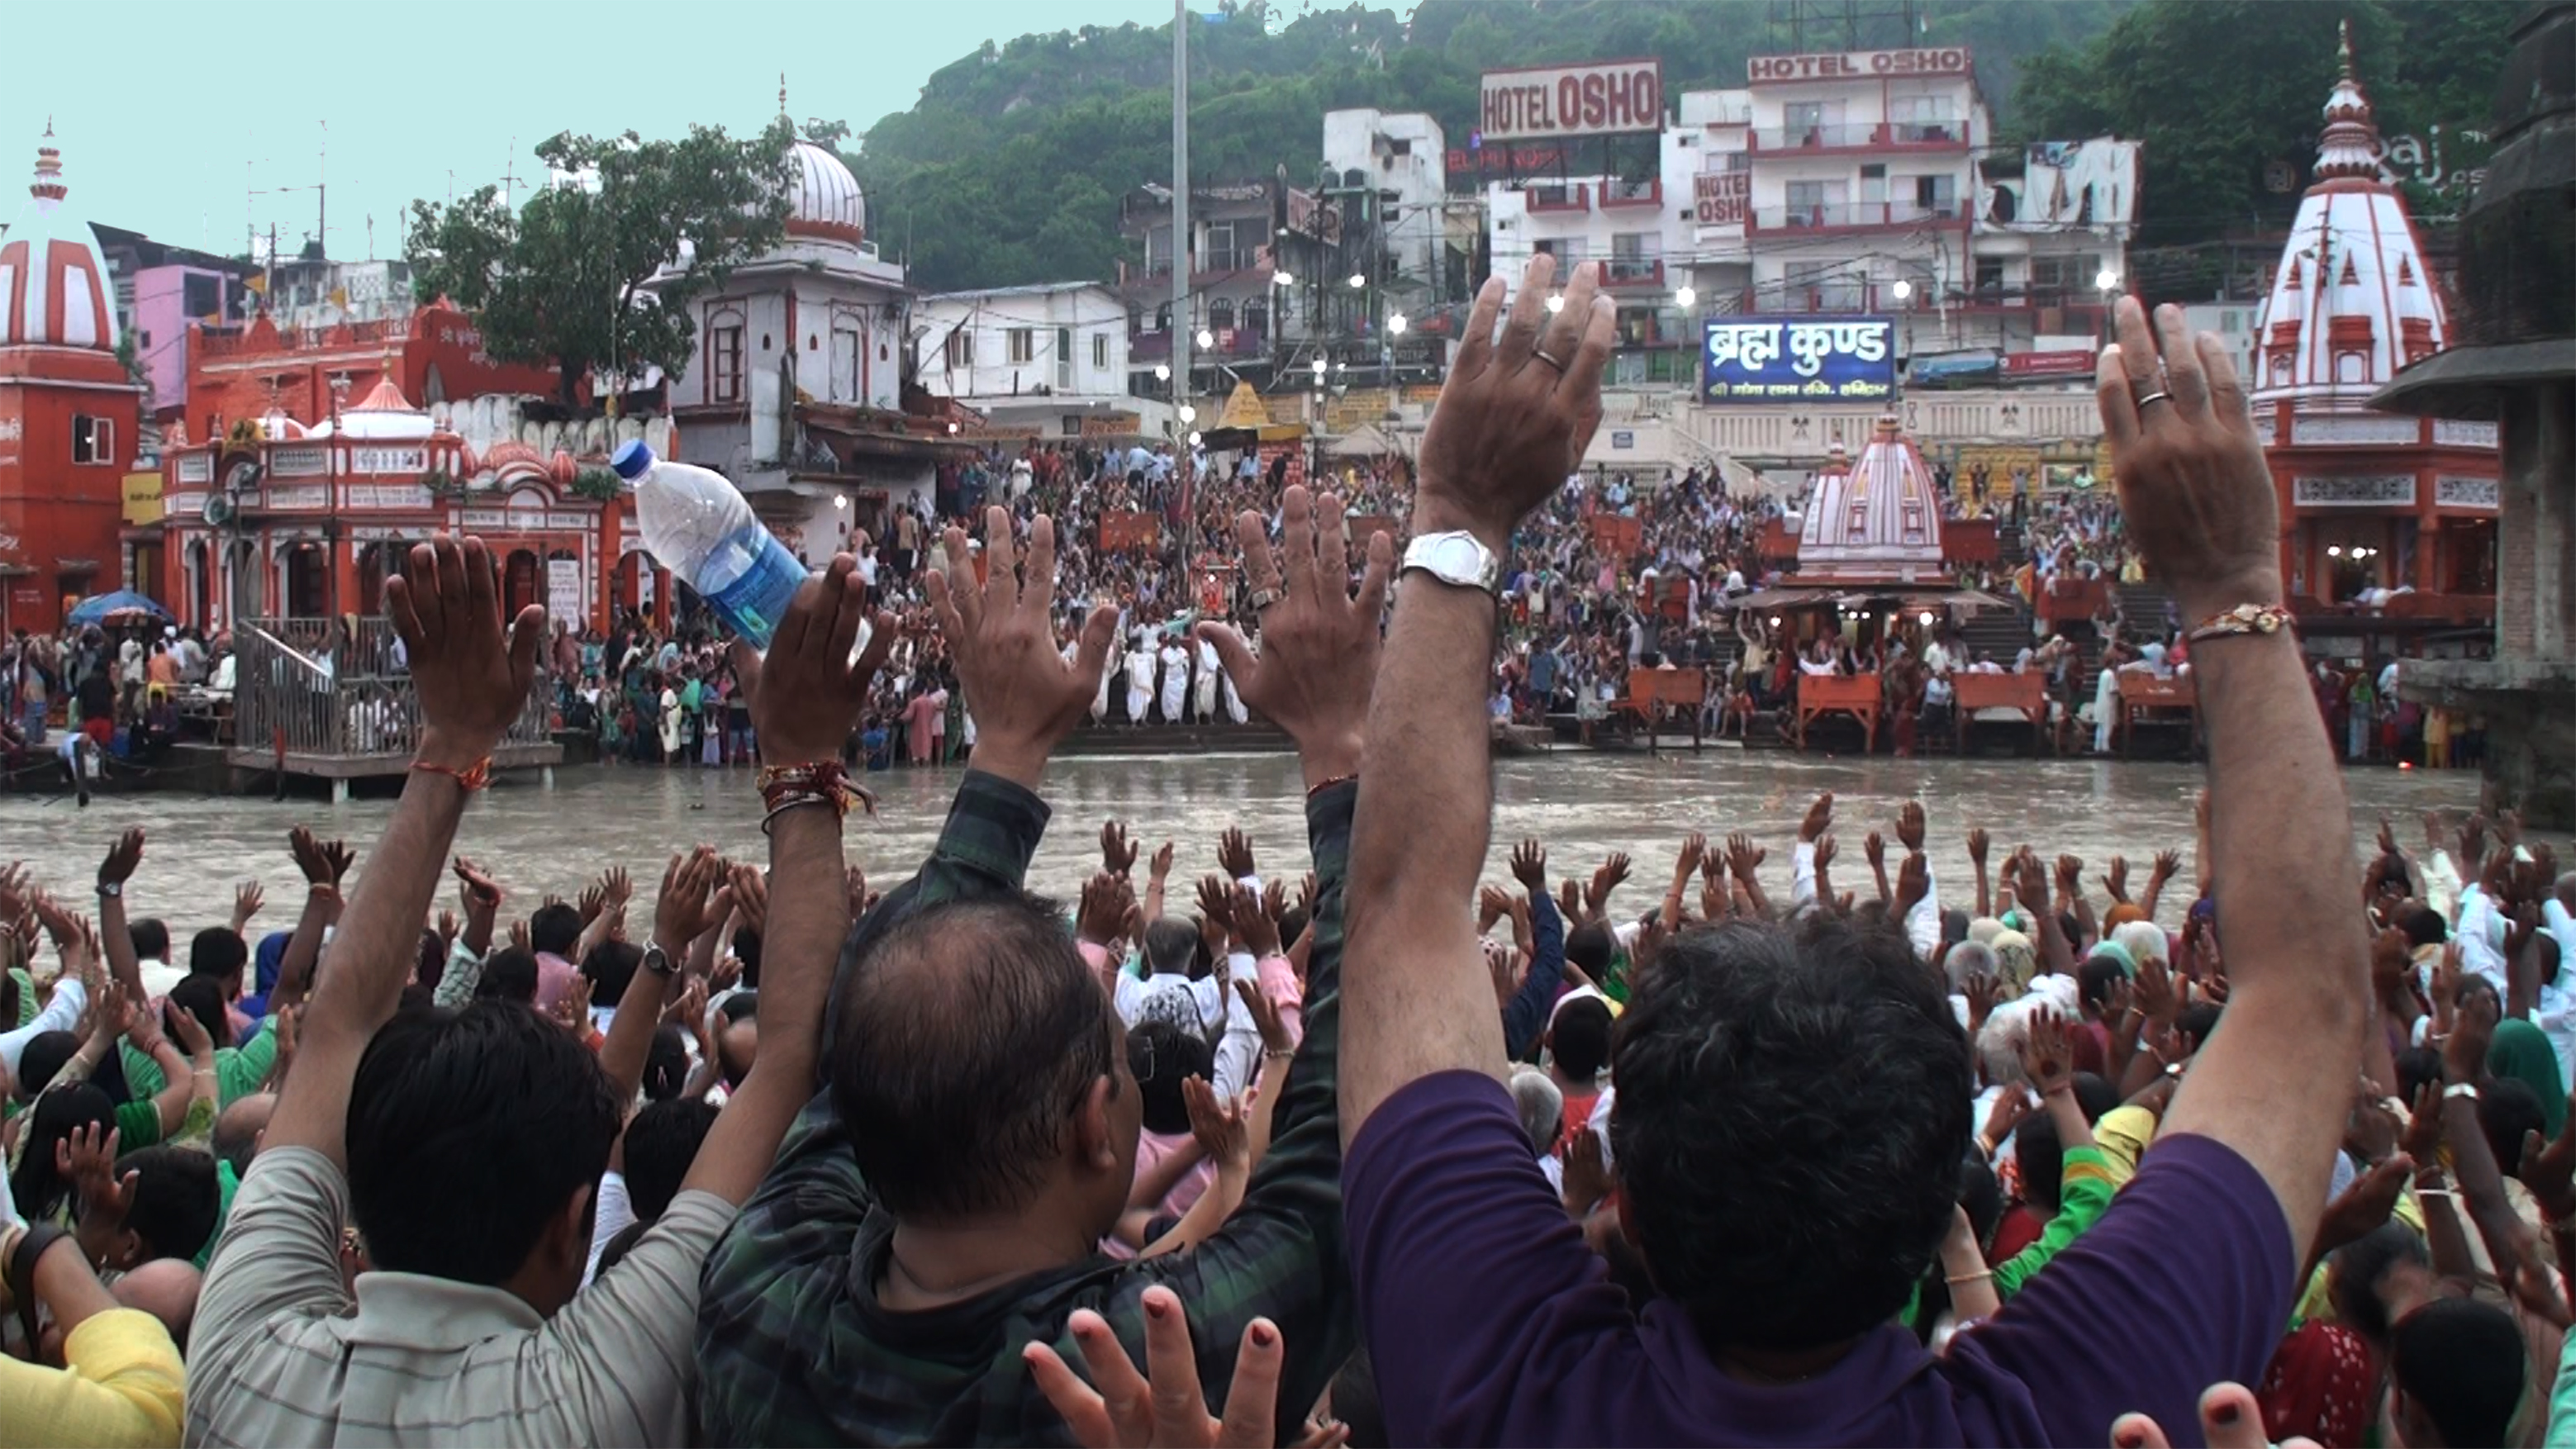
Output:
[0, 748, 2524, 995]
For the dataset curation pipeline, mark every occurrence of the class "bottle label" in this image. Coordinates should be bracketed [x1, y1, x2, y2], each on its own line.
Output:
[702, 531, 810, 649]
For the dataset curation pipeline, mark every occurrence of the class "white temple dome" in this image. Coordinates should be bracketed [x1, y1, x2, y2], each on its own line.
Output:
[0, 131, 118, 351]
[785, 140, 865, 245]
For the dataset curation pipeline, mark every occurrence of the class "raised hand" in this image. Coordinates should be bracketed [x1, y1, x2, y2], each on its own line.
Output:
[454, 856, 501, 912]
[652, 848, 726, 953]
[1588, 852, 1632, 918]
[1510, 839, 1547, 895]
[1561, 1125, 1614, 1219]
[1196, 486, 1390, 790]
[1195, 875, 1236, 938]
[1724, 832, 1766, 884]
[2519, 1105, 2576, 1223]
[2100, 855, 2132, 904]
[1233, 976, 1294, 1057]
[1812, 832, 1838, 873]
[1022, 1283, 1287, 1449]
[1799, 791, 1834, 844]
[577, 884, 606, 926]
[2314, 1155, 2413, 1259]
[1964, 972, 1999, 1033]
[601, 865, 633, 913]
[2053, 853, 2084, 905]
[2095, 296, 2283, 618]
[96, 827, 145, 889]
[728, 862, 769, 937]
[1863, 831, 1887, 872]
[1218, 828, 1257, 881]
[738, 554, 894, 770]
[1894, 851, 1930, 918]
[291, 825, 353, 887]
[1894, 801, 1927, 853]
[2151, 848, 2182, 886]
[1101, 821, 1140, 878]
[383, 536, 547, 771]
[2022, 1007, 2076, 1096]
[927, 508, 1117, 787]
[1673, 832, 1708, 886]
[1414, 252, 1614, 547]
[1476, 884, 1512, 934]
[231, 881, 266, 934]
[1150, 840, 1176, 884]
[2375, 816, 2401, 860]
[1965, 827, 1990, 867]
[2135, 954, 2179, 1024]
[1229, 881, 1281, 958]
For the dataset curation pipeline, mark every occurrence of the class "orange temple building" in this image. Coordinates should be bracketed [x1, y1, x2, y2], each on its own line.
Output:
[0, 131, 141, 634]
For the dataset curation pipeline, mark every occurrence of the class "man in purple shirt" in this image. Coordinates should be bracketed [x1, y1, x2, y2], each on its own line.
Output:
[1337, 259, 2366, 1445]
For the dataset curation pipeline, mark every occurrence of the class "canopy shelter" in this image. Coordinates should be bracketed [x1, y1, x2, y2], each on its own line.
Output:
[68, 589, 173, 627]
[1321, 422, 1412, 459]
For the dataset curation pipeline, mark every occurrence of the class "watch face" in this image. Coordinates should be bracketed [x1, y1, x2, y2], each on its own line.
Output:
[1429, 536, 1484, 581]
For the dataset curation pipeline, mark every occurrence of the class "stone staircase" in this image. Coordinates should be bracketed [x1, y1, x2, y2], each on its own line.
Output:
[1957, 606, 2038, 671]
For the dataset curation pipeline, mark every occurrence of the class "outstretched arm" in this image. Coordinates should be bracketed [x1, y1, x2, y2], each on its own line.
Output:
[2101, 297, 2368, 1271]
[1343, 254, 1614, 1145]
[264, 537, 545, 1166]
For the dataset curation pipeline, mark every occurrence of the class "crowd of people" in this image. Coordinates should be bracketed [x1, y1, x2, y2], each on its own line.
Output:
[0, 264, 2565, 1449]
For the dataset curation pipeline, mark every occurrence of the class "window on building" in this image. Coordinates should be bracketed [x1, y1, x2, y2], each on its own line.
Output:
[183, 272, 220, 319]
[1785, 101, 1830, 143]
[1156, 302, 1173, 332]
[1009, 328, 1035, 364]
[945, 329, 976, 369]
[1056, 326, 1074, 388]
[1205, 221, 1243, 273]
[1974, 257, 2006, 298]
[72, 415, 116, 466]
[1912, 174, 1958, 218]
[1889, 93, 1959, 142]
[1860, 163, 1888, 206]
[1784, 180, 1846, 227]
[1785, 260, 1861, 313]
[1209, 298, 1235, 332]
[1094, 332, 1110, 369]
[1533, 237, 1589, 262]
[1148, 224, 1175, 277]
[710, 324, 745, 402]
[1243, 299, 1268, 336]
[1388, 137, 1412, 156]
[832, 326, 862, 402]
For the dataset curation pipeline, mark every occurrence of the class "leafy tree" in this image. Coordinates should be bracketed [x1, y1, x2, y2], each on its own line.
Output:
[2013, 0, 2512, 246]
[405, 120, 796, 405]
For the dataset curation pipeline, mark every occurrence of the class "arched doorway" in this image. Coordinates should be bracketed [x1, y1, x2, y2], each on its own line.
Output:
[356, 541, 406, 616]
[283, 543, 328, 620]
[186, 539, 211, 629]
[503, 549, 540, 620]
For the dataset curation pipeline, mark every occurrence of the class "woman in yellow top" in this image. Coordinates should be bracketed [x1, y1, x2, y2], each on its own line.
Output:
[0, 1218, 186, 1448]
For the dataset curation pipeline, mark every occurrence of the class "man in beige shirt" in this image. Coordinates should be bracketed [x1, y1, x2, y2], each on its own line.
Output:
[188, 537, 887, 1447]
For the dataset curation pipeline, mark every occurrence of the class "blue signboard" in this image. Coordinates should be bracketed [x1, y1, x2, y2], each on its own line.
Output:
[1701, 316, 1899, 404]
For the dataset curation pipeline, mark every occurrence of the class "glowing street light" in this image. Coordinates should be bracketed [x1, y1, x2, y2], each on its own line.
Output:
[1273, 271, 1295, 287]
[1387, 312, 1409, 335]
[1674, 285, 1697, 308]
[1178, 404, 1197, 423]
[1195, 328, 1214, 349]
[1545, 294, 1566, 314]
[1310, 356, 1328, 378]
[1347, 273, 1366, 289]
[1154, 363, 1172, 381]
[2095, 268, 2122, 293]
[1188, 430, 1203, 447]
[1890, 278, 1914, 302]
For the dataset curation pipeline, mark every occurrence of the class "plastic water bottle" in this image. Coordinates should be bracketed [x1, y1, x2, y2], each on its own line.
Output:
[610, 441, 808, 648]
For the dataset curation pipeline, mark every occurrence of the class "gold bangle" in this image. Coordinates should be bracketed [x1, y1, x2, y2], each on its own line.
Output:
[1946, 1270, 1992, 1285]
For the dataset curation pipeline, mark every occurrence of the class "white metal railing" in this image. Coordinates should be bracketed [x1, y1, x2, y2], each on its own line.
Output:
[233, 617, 551, 760]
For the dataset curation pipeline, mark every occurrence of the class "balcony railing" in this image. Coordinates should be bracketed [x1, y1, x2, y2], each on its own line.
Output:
[1749, 121, 1969, 153]
[1599, 177, 1662, 209]
[1751, 200, 1965, 234]
[1602, 256, 1666, 289]
[1525, 183, 1590, 214]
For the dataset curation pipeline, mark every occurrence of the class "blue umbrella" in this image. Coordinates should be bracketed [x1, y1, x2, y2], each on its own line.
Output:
[67, 590, 173, 626]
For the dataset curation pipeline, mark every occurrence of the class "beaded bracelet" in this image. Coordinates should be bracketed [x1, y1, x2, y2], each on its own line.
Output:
[412, 757, 492, 791]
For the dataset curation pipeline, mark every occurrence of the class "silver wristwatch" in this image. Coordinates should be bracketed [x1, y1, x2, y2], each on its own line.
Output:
[642, 943, 678, 980]
[1400, 530, 1502, 598]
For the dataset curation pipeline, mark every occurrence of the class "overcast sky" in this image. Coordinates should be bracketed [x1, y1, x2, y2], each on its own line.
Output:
[7, 0, 1281, 259]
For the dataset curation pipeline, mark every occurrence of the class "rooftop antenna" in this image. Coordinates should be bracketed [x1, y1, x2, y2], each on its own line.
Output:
[317, 119, 327, 261]
[500, 135, 523, 204]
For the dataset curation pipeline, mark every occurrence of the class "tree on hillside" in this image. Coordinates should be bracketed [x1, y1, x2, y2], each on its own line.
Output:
[404, 120, 796, 406]
[2013, 0, 2513, 249]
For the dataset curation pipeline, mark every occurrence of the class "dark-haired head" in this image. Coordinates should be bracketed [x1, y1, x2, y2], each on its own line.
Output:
[1548, 996, 1614, 1084]
[730, 924, 763, 990]
[621, 1097, 719, 1224]
[1127, 1019, 1212, 1138]
[2330, 1219, 2431, 1346]
[475, 948, 540, 1005]
[10, 1082, 116, 1221]
[345, 1002, 622, 1314]
[829, 895, 1134, 1240]
[2390, 1296, 2524, 1448]
[642, 1023, 689, 1102]
[582, 939, 644, 1010]
[1565, 923, 1614, 978]
[1609, 914, 1970, 1355]
[167, 975, 231, 1051]
[529, 903, 584, 959]
[188, 928, 249, 995]
[99, 1145, 221, 1269]
[2399, 905, 2446, 949]
[130, 917, 170, 964]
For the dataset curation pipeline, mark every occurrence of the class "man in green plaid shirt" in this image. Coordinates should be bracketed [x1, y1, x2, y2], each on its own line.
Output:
[696, 492, 1390, 1445]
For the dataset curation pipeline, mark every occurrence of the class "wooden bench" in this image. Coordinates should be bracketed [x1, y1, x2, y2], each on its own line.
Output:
[1794, 671, 1883, 753]
[1609, 667, 1707, 752]
[2116, 672, 2199, 758]
[1951, 670, 2046, 754]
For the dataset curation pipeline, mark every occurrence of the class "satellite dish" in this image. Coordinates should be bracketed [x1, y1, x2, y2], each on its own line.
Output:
[202, 492, 235, 527]
[221, 458, 264, 495]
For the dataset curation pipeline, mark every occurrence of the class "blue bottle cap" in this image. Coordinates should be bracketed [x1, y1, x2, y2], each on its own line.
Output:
[609, 439, 656, 482]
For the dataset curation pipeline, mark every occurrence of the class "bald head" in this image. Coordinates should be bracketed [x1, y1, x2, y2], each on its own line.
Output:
[213, 1092, 276, 1176]
[113, 1258, 203, 1348]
